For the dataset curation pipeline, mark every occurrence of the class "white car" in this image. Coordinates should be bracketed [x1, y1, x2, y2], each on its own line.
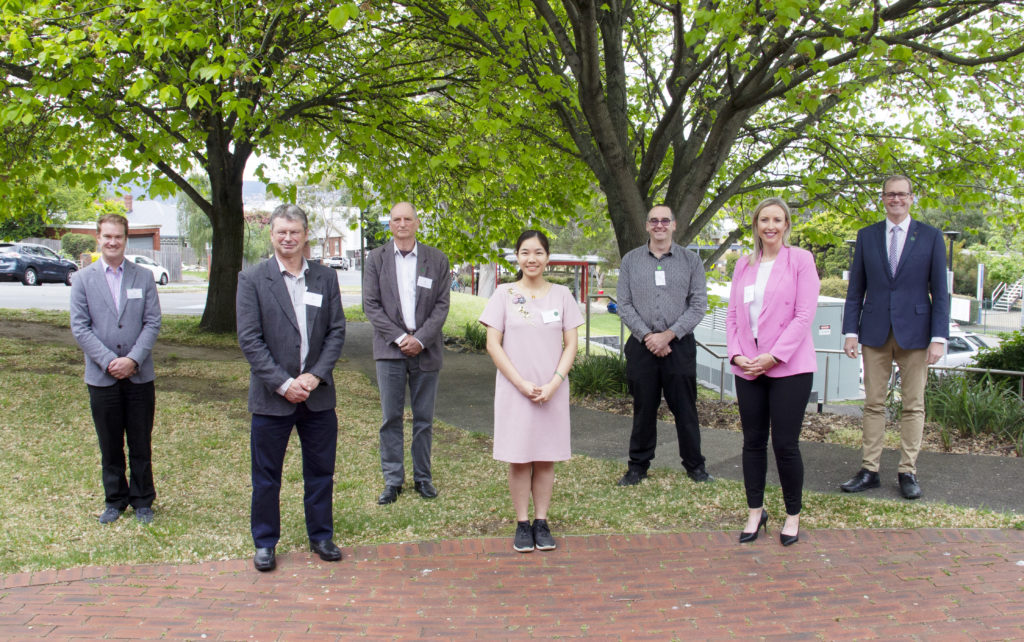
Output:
[125, 254, 170, 285]
[324, 256, 347, 269]
[936, 330, 999, 369]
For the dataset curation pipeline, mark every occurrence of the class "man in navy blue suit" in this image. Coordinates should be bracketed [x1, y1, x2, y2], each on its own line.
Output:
[841, 175, 949, 499]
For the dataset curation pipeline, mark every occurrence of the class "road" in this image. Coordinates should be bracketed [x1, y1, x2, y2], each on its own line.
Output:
[0, 269, 364, 315]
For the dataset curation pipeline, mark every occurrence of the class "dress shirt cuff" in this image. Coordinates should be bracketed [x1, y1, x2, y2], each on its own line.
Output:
[277, 378, 293, 397]
[411, 336, 424, 349]
[930, 337, 947, 345]
[394, 333, 408, 346]
[844, 333, 858, 340]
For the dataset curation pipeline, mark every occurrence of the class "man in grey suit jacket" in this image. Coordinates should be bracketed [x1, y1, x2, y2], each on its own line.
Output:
[236, 204, 346, 572]
[70, 213, 162, 525]
[363, 202, 450, 504]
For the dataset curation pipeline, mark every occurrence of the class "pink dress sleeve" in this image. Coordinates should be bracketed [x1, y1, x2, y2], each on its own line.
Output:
[560, 285, 585, 329]
[478, 284, 508, 331]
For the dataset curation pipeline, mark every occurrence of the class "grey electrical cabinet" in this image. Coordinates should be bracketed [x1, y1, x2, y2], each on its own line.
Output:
[693, 290, 862, 402]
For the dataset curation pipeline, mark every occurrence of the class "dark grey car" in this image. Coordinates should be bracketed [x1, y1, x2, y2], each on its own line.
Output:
[0, 242, 78, 286]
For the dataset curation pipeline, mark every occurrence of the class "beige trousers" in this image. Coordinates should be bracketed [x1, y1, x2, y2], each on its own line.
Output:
[861, 331, 928, 474]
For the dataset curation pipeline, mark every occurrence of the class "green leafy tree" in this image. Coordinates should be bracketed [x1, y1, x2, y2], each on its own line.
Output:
[61, 232, 95, 260]
[1, 2, 454, 332]
[383, 0, 1024, 265]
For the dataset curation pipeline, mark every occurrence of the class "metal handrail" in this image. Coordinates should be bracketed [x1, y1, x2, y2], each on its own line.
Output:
[584, 293, 625, 360]
[585, 301, 1024, 401]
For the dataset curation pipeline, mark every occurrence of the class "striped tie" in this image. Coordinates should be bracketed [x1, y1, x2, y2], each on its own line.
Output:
[888, 227, 901, 276]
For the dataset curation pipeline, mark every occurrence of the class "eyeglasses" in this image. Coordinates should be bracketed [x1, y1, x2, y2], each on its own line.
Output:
[647, 217, 673, 227]
[882, 191, 912, 200]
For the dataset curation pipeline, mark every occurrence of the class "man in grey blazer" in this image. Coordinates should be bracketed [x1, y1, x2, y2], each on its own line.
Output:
[236, 204, 346, 572]
[70, 213, 162, 525]
[363, 202, 450, 504]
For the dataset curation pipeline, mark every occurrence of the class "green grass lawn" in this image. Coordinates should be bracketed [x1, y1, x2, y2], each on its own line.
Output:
[0, 324, 1020, 574]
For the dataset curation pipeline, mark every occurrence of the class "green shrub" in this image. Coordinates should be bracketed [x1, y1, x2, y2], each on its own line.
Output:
[61, 233, 96, 261]
[819, 277, 848, 299]
[570, 353, 628, 397]
[973, 330, 1024, 391]
[923, 372, 1024, 453]
[463, 321, 487, 351]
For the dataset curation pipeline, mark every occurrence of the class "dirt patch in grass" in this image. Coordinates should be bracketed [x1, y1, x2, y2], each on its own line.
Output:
[575, 395, 1019, 457]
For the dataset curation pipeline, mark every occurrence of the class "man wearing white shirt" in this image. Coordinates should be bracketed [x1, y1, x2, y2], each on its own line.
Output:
[236, 204, 347, 571]
[363, 202, 451, 504]
[841, 175, 949, 499]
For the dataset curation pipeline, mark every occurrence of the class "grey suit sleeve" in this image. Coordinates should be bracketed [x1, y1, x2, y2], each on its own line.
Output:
[305, 270, 346, 384]
[669, 253, 707, 339]
[69, 272, 118, 371]
[415, 251, 451, 346]
[125, 276, 161, 367]
[362, 250, 406, 341]
[236, 269, 292, 391]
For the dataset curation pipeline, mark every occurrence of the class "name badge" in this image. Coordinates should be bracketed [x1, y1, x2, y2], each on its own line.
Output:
[541, 308, 561, 324]
[744, 285, 755, 304]
[417, 275, 433, 289]
[126, 288, 143, 300]
[303, 290, 323, 307]
[654, 270, 666, 286]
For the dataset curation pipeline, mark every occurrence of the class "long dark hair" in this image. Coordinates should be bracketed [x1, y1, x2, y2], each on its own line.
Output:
[514, 229, 550, 280]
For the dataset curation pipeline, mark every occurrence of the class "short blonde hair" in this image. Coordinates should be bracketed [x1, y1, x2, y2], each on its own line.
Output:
[747, 197, 792, 266]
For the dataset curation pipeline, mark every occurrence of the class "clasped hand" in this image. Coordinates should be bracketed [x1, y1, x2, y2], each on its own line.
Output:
[107, 357, 138, 380]
[734, 353, 776, 377]
[516, 379, 557, 404]
[284, 373, 320, 403]
[643, 330, 674, 357]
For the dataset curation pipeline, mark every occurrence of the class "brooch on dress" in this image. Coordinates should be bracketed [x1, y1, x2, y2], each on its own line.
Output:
[509, 287, 530, 320]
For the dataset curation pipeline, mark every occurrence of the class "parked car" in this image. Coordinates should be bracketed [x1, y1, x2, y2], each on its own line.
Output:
[324, 256, 348, 269]
[125, 254, 170, 285]
[0, 242, 78, 286]
[936, 329, 999, 369]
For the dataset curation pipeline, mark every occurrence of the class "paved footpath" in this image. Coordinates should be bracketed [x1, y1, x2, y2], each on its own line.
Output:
[2, 529, 1023, 640]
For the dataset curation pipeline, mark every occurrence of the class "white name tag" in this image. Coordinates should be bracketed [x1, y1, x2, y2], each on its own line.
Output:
[126, 288, 143, 300]
[541, 308, 561, 324]
[654, 270, 666, 286]
[303, 290, 323, 307]
[744, 285, 755, 304]
[417, 275, 433, 289]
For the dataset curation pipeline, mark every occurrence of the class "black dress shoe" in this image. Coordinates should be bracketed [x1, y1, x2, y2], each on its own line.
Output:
[840, 468, 880, 493]
[780, 529, 800, 547]
[310, 539, 342, 561]
[616, 470, 647, 486]
[98, 506, 124, 524]
[414, 480, 438, 499]
[377, 485, 402, 505]
[254, 547, 276, 572]
[898, 472, 922, 499]
[738, 510, 769, 544]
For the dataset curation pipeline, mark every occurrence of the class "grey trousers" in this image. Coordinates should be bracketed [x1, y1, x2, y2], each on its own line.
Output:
[376, 357, 439, 486]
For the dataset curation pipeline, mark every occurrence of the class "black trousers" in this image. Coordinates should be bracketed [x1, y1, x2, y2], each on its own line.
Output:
[624, 334, 705, 474]
[735, 372, 812, 516]
[87, 380, 156, 510]
[250, 405, 338, 548]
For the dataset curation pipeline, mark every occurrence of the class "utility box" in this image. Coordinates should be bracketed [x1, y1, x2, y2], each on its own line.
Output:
[694, 286, 862, 402]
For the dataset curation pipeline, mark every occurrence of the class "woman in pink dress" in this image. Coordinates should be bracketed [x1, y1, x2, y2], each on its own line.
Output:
[478, 230, 584, 553]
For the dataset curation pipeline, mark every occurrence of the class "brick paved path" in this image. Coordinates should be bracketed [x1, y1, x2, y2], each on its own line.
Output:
[2, 529, 1022, 640]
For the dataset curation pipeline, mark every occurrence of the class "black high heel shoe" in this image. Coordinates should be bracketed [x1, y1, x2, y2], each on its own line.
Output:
[738, 510, 768, 543]
[780, 519, 800, 547]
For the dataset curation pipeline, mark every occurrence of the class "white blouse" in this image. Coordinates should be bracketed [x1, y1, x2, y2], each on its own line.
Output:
[748, 259, 775, 339]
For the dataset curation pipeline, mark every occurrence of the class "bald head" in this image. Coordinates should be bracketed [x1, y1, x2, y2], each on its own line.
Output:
[389, 201, 419, 250]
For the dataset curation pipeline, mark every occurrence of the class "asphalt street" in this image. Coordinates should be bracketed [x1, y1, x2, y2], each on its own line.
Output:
[0, 269, 363, 315]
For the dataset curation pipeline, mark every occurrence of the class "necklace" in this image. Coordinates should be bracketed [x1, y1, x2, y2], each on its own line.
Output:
[518, 280, 548, 299]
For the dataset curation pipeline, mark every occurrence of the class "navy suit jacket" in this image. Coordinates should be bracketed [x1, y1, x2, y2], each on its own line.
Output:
[236, 258, 346, 416]
[842, 218, 949, 350]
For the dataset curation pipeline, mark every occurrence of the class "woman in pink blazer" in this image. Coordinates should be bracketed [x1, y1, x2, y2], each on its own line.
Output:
[726, 197, 820, 547]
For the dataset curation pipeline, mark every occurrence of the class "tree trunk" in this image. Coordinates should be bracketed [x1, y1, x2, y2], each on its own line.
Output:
[199, 168, 246, 334]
